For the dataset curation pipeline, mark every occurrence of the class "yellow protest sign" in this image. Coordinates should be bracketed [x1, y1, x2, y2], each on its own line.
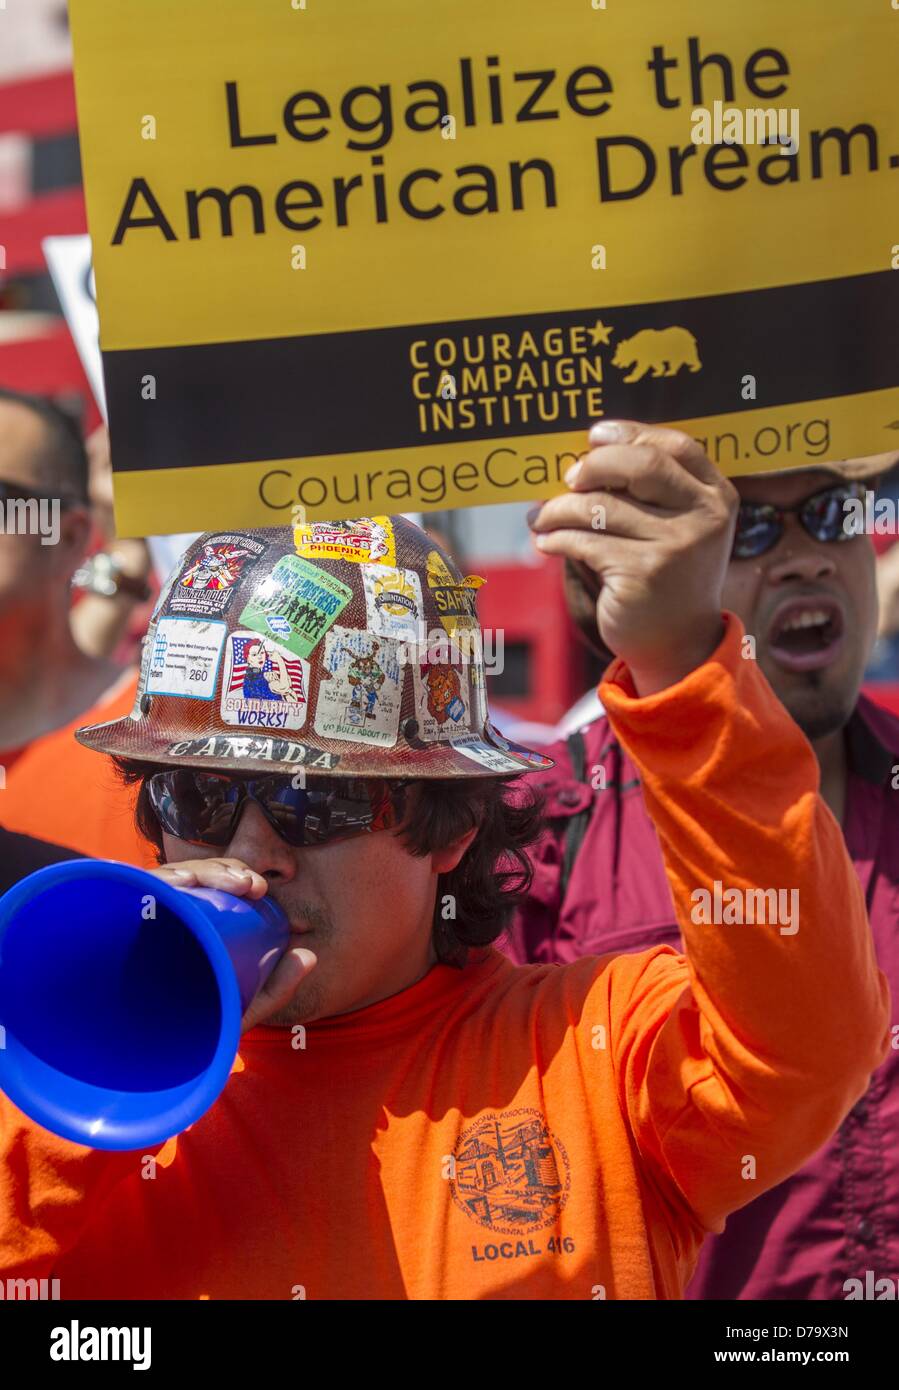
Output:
[68, 0, 899, 536]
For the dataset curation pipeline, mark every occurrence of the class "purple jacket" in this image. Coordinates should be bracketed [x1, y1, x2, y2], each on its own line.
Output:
[503, 693, 899, 1300]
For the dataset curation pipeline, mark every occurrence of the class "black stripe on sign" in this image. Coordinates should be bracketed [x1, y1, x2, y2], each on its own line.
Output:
[104, 270, 899, 473]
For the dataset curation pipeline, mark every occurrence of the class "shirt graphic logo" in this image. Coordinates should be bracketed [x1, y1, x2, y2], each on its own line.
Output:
[450, 1108, 571, 1235]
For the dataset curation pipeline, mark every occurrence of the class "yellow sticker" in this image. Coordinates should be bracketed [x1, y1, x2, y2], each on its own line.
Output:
[426, 550, 485, 636]
[293, 517, 395, 566]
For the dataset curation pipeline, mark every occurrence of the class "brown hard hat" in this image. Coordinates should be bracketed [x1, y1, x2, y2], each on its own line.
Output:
[76, 516, 553, 779]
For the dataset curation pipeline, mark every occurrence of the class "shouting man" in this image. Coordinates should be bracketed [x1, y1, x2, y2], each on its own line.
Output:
[513, 428, 899, 1300]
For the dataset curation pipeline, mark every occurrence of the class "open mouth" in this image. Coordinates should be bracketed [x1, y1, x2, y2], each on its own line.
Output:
[767, 597, 845, 673]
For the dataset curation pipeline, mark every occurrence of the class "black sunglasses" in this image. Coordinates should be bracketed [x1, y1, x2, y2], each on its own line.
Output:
[732, 481, 867, 560]
[147, 769, 410, 849]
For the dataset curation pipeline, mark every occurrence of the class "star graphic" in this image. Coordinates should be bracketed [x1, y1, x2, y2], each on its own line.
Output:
[589, 319, 614, 347]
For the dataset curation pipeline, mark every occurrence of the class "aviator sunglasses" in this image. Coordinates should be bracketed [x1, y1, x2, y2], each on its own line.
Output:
[732, 480, 867, 560]
[147, 769, 410, 849]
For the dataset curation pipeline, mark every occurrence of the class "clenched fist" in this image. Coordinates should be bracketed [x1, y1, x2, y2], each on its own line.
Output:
[529, 420, 738, 695]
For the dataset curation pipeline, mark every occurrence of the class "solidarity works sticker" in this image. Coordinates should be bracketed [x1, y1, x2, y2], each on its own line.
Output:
[314, 625, 402, 746]
[239, 553, 352, 659]
[145, 617, 226, 699]
[220, 629, 309, 731]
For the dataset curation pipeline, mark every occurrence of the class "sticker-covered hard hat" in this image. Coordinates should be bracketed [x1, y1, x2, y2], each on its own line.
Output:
[76, 516, 553, 779]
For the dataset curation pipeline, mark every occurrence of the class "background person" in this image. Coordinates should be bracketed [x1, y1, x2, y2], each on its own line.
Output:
[69, 423, 155, 665]
[510, 441, 899, 1300]
[0, 388, 154, 866]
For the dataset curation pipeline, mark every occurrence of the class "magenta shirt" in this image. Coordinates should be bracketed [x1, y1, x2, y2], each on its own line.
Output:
[503, 694, 899, 1300]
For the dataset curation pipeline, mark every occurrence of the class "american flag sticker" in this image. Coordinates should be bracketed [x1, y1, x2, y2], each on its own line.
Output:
[220, 630, 310, 731]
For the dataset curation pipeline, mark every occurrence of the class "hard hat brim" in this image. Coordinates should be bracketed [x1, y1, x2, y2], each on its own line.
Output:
[75, 712, 554, 780]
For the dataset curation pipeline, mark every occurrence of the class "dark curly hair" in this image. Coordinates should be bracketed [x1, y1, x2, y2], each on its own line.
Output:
[112, 759, 544, 967]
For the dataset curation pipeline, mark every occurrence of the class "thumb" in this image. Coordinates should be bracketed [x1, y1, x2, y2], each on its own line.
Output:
[240, 947, 317, 1032]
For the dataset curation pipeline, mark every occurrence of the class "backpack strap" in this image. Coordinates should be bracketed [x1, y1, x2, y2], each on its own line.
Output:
[560, 730, 592, 896]
[558, 729, 641, 896]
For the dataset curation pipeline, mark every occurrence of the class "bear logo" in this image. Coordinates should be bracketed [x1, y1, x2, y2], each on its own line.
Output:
[611, 327, 702, 384]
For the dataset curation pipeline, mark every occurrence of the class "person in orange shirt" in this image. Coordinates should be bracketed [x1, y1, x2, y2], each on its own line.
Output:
[0, 425, 890, 1300]
[0, 389, 154, 867]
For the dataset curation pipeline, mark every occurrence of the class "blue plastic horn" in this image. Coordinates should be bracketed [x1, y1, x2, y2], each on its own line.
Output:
[0, 859, 289, 1150]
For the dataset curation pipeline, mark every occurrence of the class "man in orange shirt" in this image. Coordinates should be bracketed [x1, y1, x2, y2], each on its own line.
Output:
[0, 423, 890, 1299]
[0, 389, 153, 866]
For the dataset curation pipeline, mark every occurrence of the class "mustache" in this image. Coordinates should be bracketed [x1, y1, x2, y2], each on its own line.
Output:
[281, 899, 334, 937]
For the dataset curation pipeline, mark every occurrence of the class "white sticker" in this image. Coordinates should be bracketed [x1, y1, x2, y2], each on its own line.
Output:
[450, 736, 525, 774]
[314, 625, 403, 747]
[220, 630, 310, 731]
[362, 564, 424, 644]
[146, 618, 227, 700]
[412, 644, 472, 741]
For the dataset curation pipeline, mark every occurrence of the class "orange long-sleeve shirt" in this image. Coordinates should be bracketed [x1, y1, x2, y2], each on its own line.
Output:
[0, 617, 890, 1299]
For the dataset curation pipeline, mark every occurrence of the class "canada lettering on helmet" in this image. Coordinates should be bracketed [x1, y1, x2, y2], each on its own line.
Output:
[166, 736, 340, 768]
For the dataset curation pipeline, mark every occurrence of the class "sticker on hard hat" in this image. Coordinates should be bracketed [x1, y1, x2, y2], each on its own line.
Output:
[362, 564, 424, 645]
[450, 736, 528, 774]
[220, 630, 310, 731]
[413, 644, 472, 742]
[238, 553, 352, 659]
[314, 625, 403, 747]
[486, 723, 555, 769]
[426, 551, 485, 636]
[294, 517, 395, 566]
[145, 617, 227, 700]
[165, 736, 340, 768]
[167, 534, 267, 619]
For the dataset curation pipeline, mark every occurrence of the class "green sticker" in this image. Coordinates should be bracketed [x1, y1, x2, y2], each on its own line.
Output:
[239, 554, 352, 659]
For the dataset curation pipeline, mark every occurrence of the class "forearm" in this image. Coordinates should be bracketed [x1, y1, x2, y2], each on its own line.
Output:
[601, 615, 890, 1221]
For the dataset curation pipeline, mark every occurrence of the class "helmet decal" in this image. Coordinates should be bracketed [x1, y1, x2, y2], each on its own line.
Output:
[315, 627, 403, 747]
[293, 516, 395, 566]
[237, 553, 352, 659]
[76, 517, 553, 778]
[167, 534, 267, 618]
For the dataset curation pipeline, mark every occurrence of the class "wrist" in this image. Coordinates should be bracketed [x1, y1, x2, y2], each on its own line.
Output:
[627, 615, 725, 697]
